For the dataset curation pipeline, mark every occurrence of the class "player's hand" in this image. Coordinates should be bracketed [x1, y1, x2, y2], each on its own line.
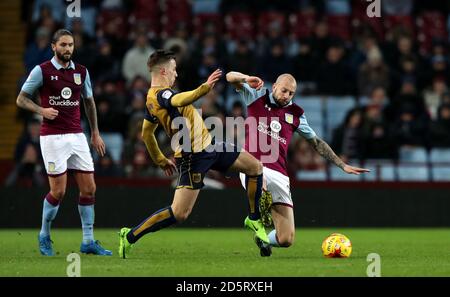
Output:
[246, 76, 264, 90]
[205, 69, 222, 89]
[343, 164, 370, 175]
[161, 159, 177, 177]
[91, 132, 106, 157]
[41, 107, 58, 120]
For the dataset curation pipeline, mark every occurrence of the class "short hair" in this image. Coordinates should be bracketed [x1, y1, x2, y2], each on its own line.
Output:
[52, 29, 73, 44]
[147, 50, 176, 72]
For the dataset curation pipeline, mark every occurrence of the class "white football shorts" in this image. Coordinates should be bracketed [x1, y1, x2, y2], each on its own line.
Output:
[40, 133, 94, 176]
[240, 166, 293, 207]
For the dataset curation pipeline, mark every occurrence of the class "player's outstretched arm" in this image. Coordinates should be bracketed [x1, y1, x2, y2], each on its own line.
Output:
[306, 136, 370, 175]
[83, 97, 105, 157]
[142, 119, 176, 176]
[226, 71, 263, 90]
[16, 91, 58, 120]
[170, 69, 222, 107]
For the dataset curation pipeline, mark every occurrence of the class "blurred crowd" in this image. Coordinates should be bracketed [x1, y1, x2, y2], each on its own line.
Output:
[10, 0, 450, 185]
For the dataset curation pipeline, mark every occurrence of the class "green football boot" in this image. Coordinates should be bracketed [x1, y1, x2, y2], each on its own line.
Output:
[244, 216, 269, 244]
[118, 227, 134, 259]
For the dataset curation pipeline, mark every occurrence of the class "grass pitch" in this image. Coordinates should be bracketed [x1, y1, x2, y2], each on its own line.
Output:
[1, 228, 449, 277]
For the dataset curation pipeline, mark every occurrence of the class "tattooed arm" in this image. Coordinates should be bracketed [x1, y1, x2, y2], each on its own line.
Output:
[306, 136, 369, 174]
[83, 97, 105, 156]
[16, 91, 59, 120]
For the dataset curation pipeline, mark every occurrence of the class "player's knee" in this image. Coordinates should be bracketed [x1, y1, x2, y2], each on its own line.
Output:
[248, 160, 263, 176]
[278, 232, 295, 247]
[51, 189, 65, 200]
[172, 208, 191, 222]
[81, 184, 96, 197]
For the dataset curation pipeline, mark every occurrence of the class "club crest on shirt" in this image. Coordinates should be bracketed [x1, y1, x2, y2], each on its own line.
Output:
[285, 113, 294, 124]
[73, 73, 82, 85]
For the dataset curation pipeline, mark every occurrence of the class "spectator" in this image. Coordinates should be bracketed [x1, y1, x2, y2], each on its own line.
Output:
[95, 151, 125, 177]
[362, 121, 397, 159]
[358, 47, 390, 97]
[289, 137, 325, 173]
[392, 103, 429, 149]
[91, 39, 120, 81]
[316, 42, 354, 95]
[331, 108, 365, 160]
[429, 103, 450, 148]
[5, 119, 45, 187]
[259, 42, 292, 83]
[424, 77, 448, 120]
[24, 27, 53, 73]
[227, 39, 256, 77]
[122, 33, 155, 84]
[96, 95, 126, 163]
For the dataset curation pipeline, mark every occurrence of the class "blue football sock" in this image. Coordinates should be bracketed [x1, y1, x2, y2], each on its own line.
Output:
[78, 196, 95, 244]
[39, 193, 60, 238]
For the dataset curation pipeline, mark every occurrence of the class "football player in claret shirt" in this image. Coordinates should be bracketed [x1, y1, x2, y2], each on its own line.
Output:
[17, 29, 111, 256]
[226, 71, 369, 256]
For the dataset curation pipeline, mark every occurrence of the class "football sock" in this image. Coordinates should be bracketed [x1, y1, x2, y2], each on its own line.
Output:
[78, 196, 95, 244]
[268, 230, 280, 247]
[127, 206, 177, 244]
[245, 174, 263, 220]
[39, 193, 60, 238]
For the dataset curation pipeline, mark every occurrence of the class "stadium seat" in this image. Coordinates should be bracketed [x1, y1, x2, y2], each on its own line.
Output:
[160, 0, 192, 36]
[225, 12, 255, 40]
[193, 13, 223, 36]
[98, 10, 129, 38]
[399, 147, 428, 163]
[325, 96, 356, 140]
[258, 11, 286, 36]
[326, 15, 351, 40]
[330, 162, 362, 181]
[288, 10, 316, 39]
[296, 169, 327, 181]
[363, 160, 396, 181]
[296, 96, 323, 114]
[397, 164, 430, 181]
[431, 165, 450, 182]
[429, 148, 450, 163]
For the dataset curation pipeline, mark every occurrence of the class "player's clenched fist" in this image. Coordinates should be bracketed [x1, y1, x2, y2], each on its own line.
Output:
[41, 107, 59, 120]
[246, 76, 264, 90]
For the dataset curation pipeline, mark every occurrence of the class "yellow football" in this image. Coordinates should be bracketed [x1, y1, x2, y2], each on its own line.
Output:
[322, 233, 352, 258]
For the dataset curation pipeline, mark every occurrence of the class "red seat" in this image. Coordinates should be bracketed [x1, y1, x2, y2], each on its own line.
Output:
[161, 0, 192, 36]
[98, 10, 129, 38]
[129, 0, 161, 36]
[326, 15, 351, 40]
[192, 13, 222, 36]
[384, 15, 415, 35]
[225, 12, 255, 40]
[258, 11, 286, 35]
[289, 10, 316, 38]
